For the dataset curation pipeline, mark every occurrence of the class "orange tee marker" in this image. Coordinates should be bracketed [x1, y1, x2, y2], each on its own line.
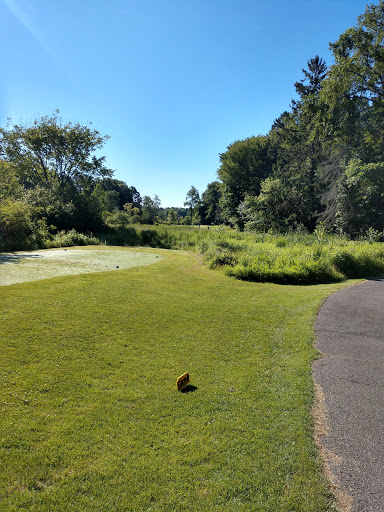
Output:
[176, 372, 190, 391]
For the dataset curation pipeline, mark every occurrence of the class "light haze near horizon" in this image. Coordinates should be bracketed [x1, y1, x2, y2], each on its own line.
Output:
[1, 0, 368, 207]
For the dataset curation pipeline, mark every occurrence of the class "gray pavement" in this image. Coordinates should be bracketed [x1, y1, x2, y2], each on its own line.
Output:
[314, 279, 384, 512]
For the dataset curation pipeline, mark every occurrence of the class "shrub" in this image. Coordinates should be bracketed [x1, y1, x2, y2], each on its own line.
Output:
[140, 229, 160, 247]
[275, 237, 288, 248]
[0, 199, 34, 251]
[45, 229, 100, 248]
[104, 226, 141, 246]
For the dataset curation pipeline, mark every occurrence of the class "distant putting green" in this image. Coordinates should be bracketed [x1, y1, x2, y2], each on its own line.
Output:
[0, 247, 163, 286]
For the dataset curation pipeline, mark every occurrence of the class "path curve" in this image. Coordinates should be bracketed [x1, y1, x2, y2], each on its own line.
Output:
[314, 278, 384, 512]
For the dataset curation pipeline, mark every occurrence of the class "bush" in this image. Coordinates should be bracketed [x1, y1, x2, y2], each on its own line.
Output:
[140, 229, 160, 247]
[104, 226, 141, 246]
[45, 229, 100, 248]
[0, 199, 34, 251]
[332, 245, 384, 278]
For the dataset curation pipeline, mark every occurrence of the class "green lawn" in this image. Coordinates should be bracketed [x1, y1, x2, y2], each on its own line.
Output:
[0, 247, 352, 511]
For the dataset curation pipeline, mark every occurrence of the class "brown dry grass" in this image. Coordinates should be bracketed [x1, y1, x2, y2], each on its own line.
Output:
[313, 380, 353, 512]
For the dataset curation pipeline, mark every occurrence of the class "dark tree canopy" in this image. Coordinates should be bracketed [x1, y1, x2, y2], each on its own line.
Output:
[217, 136, 272, 226]
[200, 181, 222, 225]
[98, 178, 142, 209]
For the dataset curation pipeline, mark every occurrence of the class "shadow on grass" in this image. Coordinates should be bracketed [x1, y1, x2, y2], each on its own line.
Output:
[180, 385, 198, 393]
[0, 253, 43, 265]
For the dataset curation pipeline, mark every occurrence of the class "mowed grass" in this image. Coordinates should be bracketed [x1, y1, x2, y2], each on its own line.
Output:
[0, 247, 352, 511]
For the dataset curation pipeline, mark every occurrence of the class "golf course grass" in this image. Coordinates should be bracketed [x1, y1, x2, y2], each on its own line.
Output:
[0, 248, 163, 286]
[0, 246, 354, 511]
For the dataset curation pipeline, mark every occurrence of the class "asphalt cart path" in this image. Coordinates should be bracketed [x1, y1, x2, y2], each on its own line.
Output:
[314, 279, 384, 512]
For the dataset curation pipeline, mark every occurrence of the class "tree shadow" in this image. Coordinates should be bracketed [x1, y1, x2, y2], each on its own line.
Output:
[0, 253, 43, 265]
[368, 274, 384, 281]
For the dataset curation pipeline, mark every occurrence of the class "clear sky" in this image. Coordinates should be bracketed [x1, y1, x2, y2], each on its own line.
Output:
[1, 0, 370, 207]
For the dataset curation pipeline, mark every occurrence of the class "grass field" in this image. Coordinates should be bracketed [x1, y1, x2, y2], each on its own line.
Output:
[0, 246, 354, 511]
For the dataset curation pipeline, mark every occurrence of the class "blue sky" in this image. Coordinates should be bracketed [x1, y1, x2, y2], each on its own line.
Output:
[1, 0, 369, 207]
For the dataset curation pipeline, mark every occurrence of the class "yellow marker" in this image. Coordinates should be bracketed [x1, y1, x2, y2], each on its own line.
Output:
[177, 372, 190, 391]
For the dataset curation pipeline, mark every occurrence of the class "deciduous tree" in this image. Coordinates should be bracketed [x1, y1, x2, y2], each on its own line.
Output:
[142, 194, 161, 224]
[217, 136, 272, 227]
[336, 159, 384, 236]
[0, 111, 112, 194]
[184, 186, 200, 224]
[200, 181, 223, 225]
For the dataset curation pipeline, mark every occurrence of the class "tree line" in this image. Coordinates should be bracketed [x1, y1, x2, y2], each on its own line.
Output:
[1, 2, 384, 250]
[194, 1, 384, 239]
[0, 111, 199, 250]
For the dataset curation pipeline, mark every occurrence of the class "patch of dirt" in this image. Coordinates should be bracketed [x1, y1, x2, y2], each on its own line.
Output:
[313, 381, 353, 512]
[0, 247, 163, 286]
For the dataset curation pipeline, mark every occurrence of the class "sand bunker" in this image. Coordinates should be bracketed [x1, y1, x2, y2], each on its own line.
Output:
[0, 248, 163, 286]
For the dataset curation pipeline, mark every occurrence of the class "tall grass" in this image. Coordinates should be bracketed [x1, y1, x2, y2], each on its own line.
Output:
[8, 222, 383, 284]
[103, 225, 384, 284]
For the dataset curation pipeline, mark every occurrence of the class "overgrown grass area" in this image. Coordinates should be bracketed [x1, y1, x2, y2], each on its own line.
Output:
[0, 247, 353, 511]
[9, 223, 384, 285]
[104, 225, 384, 284]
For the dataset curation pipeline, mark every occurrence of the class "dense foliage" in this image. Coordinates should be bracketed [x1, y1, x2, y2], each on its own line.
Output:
[214, 2, 384, 238]
[0, 113, 190, 251]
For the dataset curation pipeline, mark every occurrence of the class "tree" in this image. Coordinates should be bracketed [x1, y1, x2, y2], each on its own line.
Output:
[98, 178, 142, 209]
[266, 56, 329, 232]
[142, 194, 161, 224]
[184, 186, 200, 224]
[123, 203, 140, 217]
[293, 55, 328, 102]
[92, 183, 120, 212]
[0, 110, 112, 194]
[167, 209, 178, 224]
[0, 160, 22, 200]
[200, 181, 223, 225]
[316, 148, 347, 229]
[239, 177, 303, 232]
[329, 2, 384, 104]
[336, 159, 384, 236]
[0, 198, 33, 251]
[320, 1, 384, 160]
[0, 112, 116, 234]
[217, 136, 272, 227]
[314, 2, 384, 234]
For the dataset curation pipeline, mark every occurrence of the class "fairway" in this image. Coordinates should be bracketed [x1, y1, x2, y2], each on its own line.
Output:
[0, 247, 352, 511]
